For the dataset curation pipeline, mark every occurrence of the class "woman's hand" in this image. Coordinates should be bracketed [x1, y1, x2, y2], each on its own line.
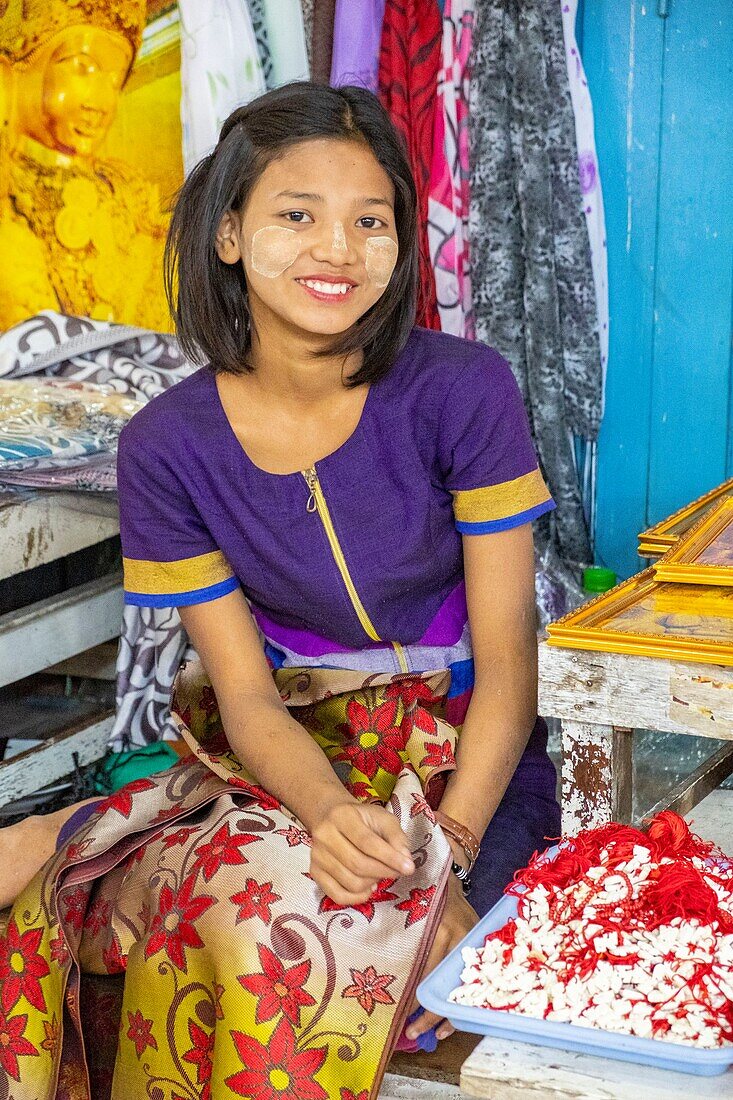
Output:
[406, 868, 479, 1043]
[309, 801, 416, 906]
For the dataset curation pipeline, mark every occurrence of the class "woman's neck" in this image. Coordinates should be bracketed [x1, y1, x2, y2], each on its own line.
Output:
[246, 303, 363, 406]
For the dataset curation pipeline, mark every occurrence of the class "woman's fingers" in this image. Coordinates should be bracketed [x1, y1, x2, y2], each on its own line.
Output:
[311, 867, 375, 908]
[311, 849, 376, 898]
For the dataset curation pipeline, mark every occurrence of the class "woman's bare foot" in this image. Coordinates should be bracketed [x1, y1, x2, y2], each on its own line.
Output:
[0, 800, 97, 908]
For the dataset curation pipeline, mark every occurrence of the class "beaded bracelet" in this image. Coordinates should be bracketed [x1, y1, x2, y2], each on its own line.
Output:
[451, 860, 472, 896]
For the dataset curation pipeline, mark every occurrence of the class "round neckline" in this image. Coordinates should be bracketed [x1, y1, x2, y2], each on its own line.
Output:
[209, 369, 377, 478]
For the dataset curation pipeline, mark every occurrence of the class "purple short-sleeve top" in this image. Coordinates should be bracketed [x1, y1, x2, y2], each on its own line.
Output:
[117, 327, 554, 721]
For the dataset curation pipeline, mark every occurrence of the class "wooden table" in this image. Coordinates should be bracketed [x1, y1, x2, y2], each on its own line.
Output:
[538, 641, 733, 832]
[460, 1035, 733, 1098]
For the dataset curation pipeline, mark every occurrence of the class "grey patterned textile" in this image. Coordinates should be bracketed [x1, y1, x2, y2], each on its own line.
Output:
[0, 311, 194, 748]
[246, 0, 275, 88]
[469, 0, 601, 565]
[300, 0, 315, 70]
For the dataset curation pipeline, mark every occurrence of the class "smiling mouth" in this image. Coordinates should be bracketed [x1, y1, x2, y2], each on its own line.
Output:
[295, 278, 357, 302]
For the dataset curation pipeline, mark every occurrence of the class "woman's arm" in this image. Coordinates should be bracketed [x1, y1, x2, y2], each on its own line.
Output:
[405, 521, 538, 1042]
[437, 522, 538, 841]
[179, 589, 415, 904]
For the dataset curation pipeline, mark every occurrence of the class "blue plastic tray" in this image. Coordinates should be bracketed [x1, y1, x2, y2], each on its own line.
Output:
[417, 850, 733, 1077]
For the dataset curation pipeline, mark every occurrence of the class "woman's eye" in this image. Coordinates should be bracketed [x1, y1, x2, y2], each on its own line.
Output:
[359, 217, 383, 229]
[284, 212, 312, 223]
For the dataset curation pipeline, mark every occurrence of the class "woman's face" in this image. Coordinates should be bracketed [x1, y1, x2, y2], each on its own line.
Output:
[216, 138, 400, 339]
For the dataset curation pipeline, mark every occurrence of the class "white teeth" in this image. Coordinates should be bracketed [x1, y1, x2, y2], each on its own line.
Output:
[299, 279, 352, 295]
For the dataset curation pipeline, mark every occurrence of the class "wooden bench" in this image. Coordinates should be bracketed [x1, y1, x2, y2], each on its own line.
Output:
[0, 493, 122, 808]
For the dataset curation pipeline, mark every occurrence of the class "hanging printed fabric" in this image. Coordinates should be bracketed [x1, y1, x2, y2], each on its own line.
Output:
[427, 0, 475, 339]
[330, 0, 387, 93]
[261, 0, 310, 85]
[179, 0, 266, 175]
[246, 0, 275, 88]
[378, 0, 443, 331]
[560, 0, 609, 398]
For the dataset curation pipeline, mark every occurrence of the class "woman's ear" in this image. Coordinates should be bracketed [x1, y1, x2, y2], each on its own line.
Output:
[215, 212, 242, 264]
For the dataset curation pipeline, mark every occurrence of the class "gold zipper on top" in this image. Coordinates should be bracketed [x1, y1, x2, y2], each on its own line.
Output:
[302, 466, 409, 673]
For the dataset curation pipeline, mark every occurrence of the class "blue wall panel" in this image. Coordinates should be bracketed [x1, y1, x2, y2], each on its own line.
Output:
[581, 2, 733, 578]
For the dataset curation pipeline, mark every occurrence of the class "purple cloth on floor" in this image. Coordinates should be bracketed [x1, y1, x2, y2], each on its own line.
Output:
[56, 800, 103, 851]
[395, 1008, 439, 1053]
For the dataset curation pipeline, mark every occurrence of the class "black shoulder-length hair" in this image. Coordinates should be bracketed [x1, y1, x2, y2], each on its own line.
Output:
[164, 81, 419, 386]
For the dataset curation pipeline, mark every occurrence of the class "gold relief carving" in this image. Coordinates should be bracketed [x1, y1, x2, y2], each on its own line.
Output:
[0, 0, 174, 331]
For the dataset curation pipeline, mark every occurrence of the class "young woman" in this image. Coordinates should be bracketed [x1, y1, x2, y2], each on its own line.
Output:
[0, 82, 559, 1099]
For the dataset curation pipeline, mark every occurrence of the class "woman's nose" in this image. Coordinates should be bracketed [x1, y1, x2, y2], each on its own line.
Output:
[310, 221, 358, 263]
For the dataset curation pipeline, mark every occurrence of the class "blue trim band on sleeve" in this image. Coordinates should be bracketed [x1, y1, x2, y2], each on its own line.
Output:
[455, 498, 556, 535]
[124, 575, 240, 608]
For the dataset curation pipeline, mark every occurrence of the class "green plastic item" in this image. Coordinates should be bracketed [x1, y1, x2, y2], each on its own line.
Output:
[94, 741, 180, 794]
[582, 566, 618, 594]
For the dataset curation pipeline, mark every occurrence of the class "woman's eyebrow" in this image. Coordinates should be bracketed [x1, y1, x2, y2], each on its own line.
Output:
[273, 190, 393, 209]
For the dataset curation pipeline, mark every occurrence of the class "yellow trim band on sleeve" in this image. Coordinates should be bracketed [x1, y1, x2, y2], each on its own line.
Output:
[452, 468, 552, 523]
[123, 549, 234, 596]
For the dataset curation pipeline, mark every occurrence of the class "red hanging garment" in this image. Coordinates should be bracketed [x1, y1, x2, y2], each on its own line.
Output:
[378, 0, 442, 330]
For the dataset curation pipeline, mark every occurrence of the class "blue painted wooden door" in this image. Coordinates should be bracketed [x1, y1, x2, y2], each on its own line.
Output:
[579, 2, 733, 579]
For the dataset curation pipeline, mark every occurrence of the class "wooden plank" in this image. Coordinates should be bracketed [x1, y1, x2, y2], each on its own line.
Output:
[612, 726, 634, 822]
[561, 720, 614, 832]
[643, 742, 733, 822]
[0, 711, 113, 806]
[0, 494, 119, 581]
[582, 3, 665, 579]
[379, 1076, 461, 1099]
[539, 644, 733, 741]
[460, 1035, 733, 1099]
[647, 2, 733, 521]
[0, 572, 123, 688]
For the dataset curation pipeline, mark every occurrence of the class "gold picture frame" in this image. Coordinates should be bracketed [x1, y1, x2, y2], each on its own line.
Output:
[653, 497, 733, 586]
[546, 567, 733, 667]
[637, 478, 733, 558]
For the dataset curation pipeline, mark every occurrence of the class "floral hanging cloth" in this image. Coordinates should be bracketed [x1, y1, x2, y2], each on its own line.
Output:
[427, 0, 475, 339]
[378, 0, 443, 331]
[0, 663, 455, 1099]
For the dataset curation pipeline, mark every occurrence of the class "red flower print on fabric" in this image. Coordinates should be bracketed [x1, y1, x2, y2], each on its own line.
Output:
[149, 805, 185, 824]
[336, 698, 409, 780]
[95, 777, 156, 818]
[346, 780, 375, 801]
[238, 943, 316, 1027]
[276, 825, 312, 848]
[65, 837, 93, 860]
[60, 886, 88, 932]
[384, 679, 439, 709]
[0, 1010, 38, 1081]
[49, 931, 69, 966]
[182, 1019, 214, 1100]
[340, 1090, 369, 1100]
[161, 826, 201, 849]
[0, 919, 50, 1013]
[409, 793, 435, 820]
[126, 1010, 157, 1059]
[200, 684, 219, 719]
[102, 936, 128, 975]
[144, 873, 216, 972]
[253, 789, 281, 812]
[419, 739, 455, 770]
[225, 1016, 328, 1100]
[230, 879, 282, 924]
[342, 966, 396, 1016]
[396, 885, 437, 927]
[319, 878, 398, 922]
[191, 822, 261, 882]
[83, 897, 111, 937]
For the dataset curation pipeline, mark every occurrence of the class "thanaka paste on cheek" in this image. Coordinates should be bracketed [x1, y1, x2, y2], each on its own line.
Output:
[365, 236, 399, 288]
[249, 225, 301, 278]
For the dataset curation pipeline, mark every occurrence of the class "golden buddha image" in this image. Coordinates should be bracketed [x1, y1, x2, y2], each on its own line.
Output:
[0, 0, 178, 331]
